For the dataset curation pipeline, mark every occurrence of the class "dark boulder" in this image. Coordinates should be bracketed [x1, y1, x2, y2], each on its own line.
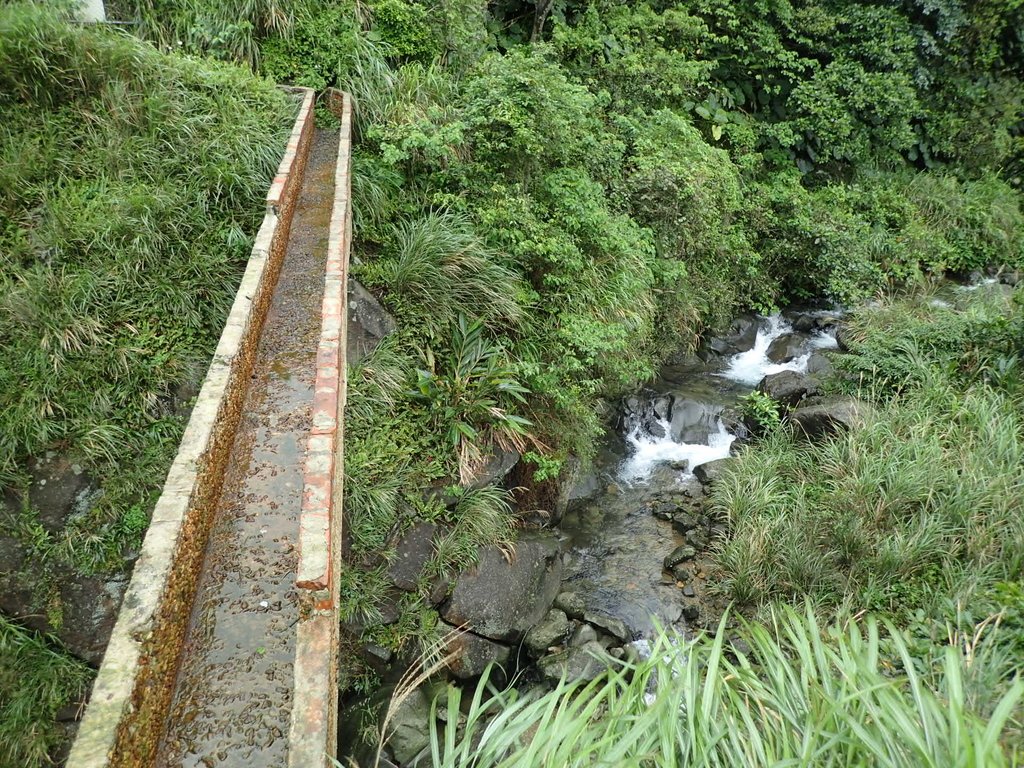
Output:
[789, 397, 871, 438]
[347, 279, 398, 364]
[693, 458, 732, 486]
[553, 591, 586, 619]
[446, 631, 511, 679]
[790, 313, 818, 333]
[766, 333, 808, 364]
[537, 641, 610, 684]
[466, 447, 520, 490]
[524, 609, 570, 654]
[384, 688, 433, 766]
[387, 523, 437, 591]
[757, 370, 818, 408]
[0, 556, 128, 667]
[440, 531, 562, 643]
[834, 325, 854, 352]
[664, 545, 697, 570]
[805, 351, 833, 377]
[583, 610, 631, 643]
[1, 461, 128, 666]
[704, 315, 759, 357]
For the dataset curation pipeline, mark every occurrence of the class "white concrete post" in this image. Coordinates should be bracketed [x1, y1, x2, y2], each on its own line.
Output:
[76, 0, 106, 22]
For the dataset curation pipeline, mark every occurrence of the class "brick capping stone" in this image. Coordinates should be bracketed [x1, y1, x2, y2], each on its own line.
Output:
[287, 88, 352, 768]
[65, 86, 317, 768]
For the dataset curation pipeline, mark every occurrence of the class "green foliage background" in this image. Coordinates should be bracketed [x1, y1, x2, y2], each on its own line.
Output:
[3, 0, 1024, 761]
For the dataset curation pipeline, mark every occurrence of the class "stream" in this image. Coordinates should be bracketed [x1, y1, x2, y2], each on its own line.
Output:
[558, 310, 840, 638]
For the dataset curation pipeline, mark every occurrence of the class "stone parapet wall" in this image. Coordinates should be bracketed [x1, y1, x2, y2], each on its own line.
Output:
[288, 88, 352, 768]
[66, 86, 317, 768]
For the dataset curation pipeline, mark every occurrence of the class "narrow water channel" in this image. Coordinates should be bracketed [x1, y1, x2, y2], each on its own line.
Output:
[155, 130, 337, 768]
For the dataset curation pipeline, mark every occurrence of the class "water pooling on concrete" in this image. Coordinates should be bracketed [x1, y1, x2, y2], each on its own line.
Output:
[155, 130, 337, 768]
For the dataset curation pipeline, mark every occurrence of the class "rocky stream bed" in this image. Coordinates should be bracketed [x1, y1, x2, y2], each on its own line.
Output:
[342, 305, 870, 767]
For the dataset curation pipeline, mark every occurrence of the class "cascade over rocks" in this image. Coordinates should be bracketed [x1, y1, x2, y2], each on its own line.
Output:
[706, 315, 759, 357]
[352, 306, 870, 751]
[439, 530, 562, 643]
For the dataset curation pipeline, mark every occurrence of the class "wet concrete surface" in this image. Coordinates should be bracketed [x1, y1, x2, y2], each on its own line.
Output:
[155, 130, 337, 768]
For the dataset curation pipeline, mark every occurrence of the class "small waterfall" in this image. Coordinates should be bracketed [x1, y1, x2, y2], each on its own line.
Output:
[620, 313, 838, 483]
[619, 418, 735, 484]
[722, 315, 807, 386]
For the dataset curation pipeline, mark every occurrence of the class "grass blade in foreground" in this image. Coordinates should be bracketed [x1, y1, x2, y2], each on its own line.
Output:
[429, 606, 1023, 768]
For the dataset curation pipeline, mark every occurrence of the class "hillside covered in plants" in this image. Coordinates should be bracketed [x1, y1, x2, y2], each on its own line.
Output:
[0, 5, 296, 764]
[2, 0, 1024, 764]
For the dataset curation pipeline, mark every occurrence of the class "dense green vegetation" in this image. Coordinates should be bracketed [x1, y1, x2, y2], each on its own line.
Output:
[0, 617, 92, 767]
[247, 0, 1024, 680]
[428, 607, 1023, 766]
[710, 285, 1024, 708]
[3, 0, 1024, 763]
[0, 5, 295, 569]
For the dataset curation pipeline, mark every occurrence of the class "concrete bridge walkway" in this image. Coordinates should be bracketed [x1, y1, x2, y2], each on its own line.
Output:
[155, 128, 335, 768]
[67, 89, 350, 768]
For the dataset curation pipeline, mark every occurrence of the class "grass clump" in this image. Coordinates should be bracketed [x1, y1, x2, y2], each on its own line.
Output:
[711, 287, 1024, 619]
[427, 606, 1023, 767]
[0, 3, 296, 570]
[0, 617, 93, 767]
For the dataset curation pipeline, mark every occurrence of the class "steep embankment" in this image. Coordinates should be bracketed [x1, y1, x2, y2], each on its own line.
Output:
[0, 5, 296, 764]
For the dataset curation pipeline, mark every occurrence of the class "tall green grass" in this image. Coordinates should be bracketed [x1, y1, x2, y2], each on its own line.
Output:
[426, 607, 1023, 767]
[0, 617, 93, 767]
[105, 0, 308, 66]
[711, 290, 1024, 614]
[0, 3, 295, 568]
[712, 383, 1024, 611]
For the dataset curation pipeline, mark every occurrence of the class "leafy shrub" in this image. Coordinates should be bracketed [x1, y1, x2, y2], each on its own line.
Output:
[739, 390, 782, 433]
[258, 2, 362, 90]
[412, 317, 534, 484]
[366, 0, 436, 61]
[552, 3, 714, 113]
[459, 46, 622, 183]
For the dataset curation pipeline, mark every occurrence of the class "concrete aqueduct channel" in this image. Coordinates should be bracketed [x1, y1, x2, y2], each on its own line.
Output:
[66, 88, 352, 768]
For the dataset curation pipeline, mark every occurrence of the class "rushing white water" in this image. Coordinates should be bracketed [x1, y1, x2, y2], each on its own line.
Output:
[618, 313, 837, 485]
[957, 278, 998, 292]
[809, 330, 839, 350]
[721, 315, 803, 386]
[619, 418, 735, 484]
